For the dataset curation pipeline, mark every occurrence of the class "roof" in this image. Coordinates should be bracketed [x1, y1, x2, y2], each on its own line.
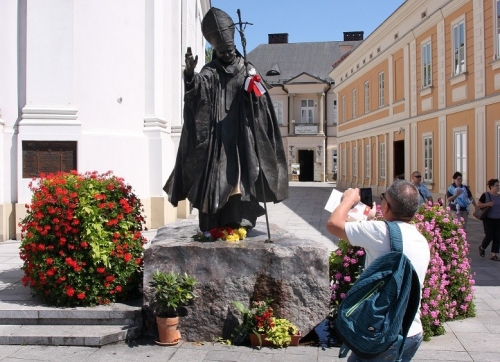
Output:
[247, 40, 362, 86]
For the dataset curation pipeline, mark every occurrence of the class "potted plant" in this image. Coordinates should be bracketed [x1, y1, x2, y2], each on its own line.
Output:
[232, 300, 300, 348]
[149, 270, 197, 346]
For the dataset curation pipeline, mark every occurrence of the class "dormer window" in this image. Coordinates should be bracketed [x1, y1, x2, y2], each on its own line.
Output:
[266, 63, 281, 76]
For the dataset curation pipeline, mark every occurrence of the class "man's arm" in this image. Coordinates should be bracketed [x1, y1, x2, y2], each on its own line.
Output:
[326, 188, 361, 241]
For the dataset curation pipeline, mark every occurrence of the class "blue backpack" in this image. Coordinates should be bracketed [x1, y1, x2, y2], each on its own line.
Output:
[335, 221, 421, 361]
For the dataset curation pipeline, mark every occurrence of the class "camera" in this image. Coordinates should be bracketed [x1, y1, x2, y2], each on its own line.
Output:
[359, 188, 373, 206]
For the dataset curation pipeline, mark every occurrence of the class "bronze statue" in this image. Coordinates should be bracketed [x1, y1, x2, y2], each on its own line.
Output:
[164, 7, 288, 232]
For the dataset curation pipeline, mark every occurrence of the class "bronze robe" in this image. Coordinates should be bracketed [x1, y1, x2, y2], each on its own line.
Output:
[164, 56, 288, 231]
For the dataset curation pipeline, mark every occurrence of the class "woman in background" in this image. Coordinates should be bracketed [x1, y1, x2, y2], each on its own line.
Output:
[478, 179, 500, 261]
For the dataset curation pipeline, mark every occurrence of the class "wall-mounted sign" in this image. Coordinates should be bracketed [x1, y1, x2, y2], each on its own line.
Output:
[291, 163, 300, 175]
[295, 125, 318, 135]
[22, 141, 77, 178]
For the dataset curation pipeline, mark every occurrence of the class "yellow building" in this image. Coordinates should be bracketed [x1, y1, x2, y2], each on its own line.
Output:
[330, 0, 499, 199]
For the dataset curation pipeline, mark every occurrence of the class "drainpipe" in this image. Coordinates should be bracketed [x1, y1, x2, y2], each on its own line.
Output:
[323, 82, 332, 182]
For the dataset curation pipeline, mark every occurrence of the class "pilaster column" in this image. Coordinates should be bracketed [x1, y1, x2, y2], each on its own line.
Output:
[288, 93, 295, 135]
[318, 92, 325, 135]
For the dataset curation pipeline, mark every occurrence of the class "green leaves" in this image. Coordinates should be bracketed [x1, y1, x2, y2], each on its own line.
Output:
[150, 270, 197, 317]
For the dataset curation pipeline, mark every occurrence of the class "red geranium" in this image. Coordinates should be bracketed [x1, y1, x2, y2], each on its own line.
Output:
[19, 171, 147, 307]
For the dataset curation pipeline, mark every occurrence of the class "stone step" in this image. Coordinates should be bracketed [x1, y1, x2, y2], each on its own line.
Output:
[0, 300, 143, 326]
[0, 324, 141, 346]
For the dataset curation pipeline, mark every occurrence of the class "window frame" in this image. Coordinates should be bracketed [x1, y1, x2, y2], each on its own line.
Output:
[332, 100, 337, 125]
[378, 72, 385, 107]
[422, 40, 432, 88]
[496, 0, 500, 58]
[342, 147, 347, 177]
[497, 123, 500, 177]
[453, 127, 468, 183]
[364, 144, 371, 178]
[272, 100, 283, 125]
[342, 95, 346, 123]
[379, 142, 386, 180]
[352, 146, 358, 178]
[352, 89, 357, 119]
[452, 18, 466, 76]
[300, 99, 314, 123]
[422, 133, 433, 183]
[364, 81, 370, 114]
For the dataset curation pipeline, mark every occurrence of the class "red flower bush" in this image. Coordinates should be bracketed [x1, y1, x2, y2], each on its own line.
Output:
[19, 171, 147, 307]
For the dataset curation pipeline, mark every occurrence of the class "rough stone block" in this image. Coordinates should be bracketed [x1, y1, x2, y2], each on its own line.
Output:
[143, 220, 330, 342]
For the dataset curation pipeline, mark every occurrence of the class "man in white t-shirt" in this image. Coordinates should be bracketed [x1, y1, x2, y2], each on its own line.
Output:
[326, 180, 430, 362]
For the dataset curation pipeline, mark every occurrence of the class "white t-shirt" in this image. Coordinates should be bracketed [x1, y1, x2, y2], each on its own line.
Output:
[344, 220, 430, 337]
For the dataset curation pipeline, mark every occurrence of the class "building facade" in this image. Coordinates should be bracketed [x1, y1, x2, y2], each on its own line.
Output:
[248, 33, 363, 183]
[330, 0, 499, 200]
[0, 0, 210, 241]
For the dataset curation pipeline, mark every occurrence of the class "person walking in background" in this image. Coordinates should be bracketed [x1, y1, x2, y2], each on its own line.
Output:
[478, 179, 500, 261]
[411, 171, 433, 205]
[326, 180, 430, 362]
[446, 172, 476, 229]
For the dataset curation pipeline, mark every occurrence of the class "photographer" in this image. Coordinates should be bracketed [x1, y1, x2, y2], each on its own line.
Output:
[326, 180, 430, 362]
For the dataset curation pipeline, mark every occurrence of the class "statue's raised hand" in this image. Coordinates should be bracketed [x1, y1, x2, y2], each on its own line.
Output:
[185, 47, 198, 78]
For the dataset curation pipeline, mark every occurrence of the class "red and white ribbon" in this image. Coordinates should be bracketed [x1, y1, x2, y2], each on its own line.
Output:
[244, 69, 266, 97]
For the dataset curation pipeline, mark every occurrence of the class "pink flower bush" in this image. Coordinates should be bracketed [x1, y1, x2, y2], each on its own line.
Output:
[329, 202, 475, 341]
[415, 202, 475, 340]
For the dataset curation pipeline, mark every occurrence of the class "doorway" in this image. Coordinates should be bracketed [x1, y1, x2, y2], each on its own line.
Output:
[298, 150, 314, 181]
[393, 140, 405, 179]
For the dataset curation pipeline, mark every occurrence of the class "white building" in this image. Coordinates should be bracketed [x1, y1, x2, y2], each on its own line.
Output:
[0, 0, 210, 241]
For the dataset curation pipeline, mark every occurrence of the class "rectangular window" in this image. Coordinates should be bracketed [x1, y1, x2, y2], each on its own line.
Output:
[352, 146, 358, 177]
[333, 149, 338, 173]
[497, 0, 500, 58]
[379, 142, 386, 179]
[352, 89, 357, 118]
[272, 101, 283, 124]
[454, 129, 467, 183]
[378, 72, 385, 107]
[453, 21, 466, 75]
[365, 144, 371, 178]
[342, 96, 346, 123]
[301, 99, 314, 123]
[497, 125, 500, 177]
[342, 147, 347, 176]
[364, 81, 370, 114]
[333, 100, 337, 125]
[423, 135, 433, 182]
[422, 41, 432, 87]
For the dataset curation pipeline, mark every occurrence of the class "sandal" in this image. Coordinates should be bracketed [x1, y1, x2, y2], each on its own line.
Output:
[491, 255, 500, 261]
[479, 246, 485, 257]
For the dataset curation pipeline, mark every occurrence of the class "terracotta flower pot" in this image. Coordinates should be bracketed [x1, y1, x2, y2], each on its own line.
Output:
[155, 316, 181, 346]
[249, 332, 301, 348]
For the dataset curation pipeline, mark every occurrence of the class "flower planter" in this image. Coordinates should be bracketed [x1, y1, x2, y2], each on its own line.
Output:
[249, 332, 301, 348]
[155, 316, 181, 346]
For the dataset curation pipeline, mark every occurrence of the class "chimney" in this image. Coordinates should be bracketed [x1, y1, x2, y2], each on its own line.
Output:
[268, 33, 289, 44]
[343, 31, 364, 41]
[340, 44, 353, 56]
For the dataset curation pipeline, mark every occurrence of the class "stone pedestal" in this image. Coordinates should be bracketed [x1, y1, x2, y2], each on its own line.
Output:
[143, 220, 331, 342]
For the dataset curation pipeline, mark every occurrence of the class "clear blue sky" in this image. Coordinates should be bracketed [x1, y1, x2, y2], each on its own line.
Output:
[211, 0, 406, 52]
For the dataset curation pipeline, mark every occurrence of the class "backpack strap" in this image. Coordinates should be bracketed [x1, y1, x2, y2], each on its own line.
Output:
[384, 221, 420, 362]
[418, 189, 426, 203]
[384, 220, 403, 253]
